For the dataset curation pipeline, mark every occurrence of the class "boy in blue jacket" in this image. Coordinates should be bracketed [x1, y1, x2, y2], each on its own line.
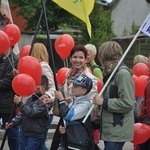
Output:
[55, 74, 93, 150]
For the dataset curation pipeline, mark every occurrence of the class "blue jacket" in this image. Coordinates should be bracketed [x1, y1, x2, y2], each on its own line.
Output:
[59, 96, 92, 150]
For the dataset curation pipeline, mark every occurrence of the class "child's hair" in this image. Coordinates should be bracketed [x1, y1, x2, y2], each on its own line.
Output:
[98, 41, 123, 64]
[133, 54, 148, 66]
[41, 75, 48, 90]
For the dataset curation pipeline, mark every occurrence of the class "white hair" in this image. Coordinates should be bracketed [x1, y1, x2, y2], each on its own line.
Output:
[84, 44, 97, 55]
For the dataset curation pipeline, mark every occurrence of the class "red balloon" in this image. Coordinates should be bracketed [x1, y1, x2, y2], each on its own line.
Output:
[131, 123, 150, 144]
[18, 56, 42, 85]
[132, 75, 139, 98]
[3, 24, 21, 46]
[97, 78, 103, 93]
[12, 74, 36, 96]
[57, 67, 70, 84]
[136, 75, 148, 97]
[54, 34, 74, 60]
[0, 31, 10, 53]
[132, 63, 149, 77]
[19, 45, 31, 59]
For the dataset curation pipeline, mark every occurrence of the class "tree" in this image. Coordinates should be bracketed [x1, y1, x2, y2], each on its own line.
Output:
[10, 0, 115, 48]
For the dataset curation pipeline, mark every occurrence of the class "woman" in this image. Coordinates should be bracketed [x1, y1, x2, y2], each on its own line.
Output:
[92, 41, 135, 150]
[51, 45, 98, 150]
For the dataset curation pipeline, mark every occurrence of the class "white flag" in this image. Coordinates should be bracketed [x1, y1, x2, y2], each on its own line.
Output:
[141, 13, 150, 37]
[0, 0, 20, 54]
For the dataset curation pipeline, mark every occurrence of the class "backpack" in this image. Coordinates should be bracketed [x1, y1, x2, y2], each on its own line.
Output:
[138, 77, 150, 124]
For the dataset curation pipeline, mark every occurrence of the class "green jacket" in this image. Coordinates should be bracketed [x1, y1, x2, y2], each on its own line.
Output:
[87, 60, 103, 80]
[95, 65, 135, 142]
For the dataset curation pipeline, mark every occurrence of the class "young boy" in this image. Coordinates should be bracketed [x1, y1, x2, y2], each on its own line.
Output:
[55, 74, 93, 150]
[6, 75, 50, 150]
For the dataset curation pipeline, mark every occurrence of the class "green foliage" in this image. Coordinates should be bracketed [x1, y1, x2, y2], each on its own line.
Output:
[10, 0, 115, 48]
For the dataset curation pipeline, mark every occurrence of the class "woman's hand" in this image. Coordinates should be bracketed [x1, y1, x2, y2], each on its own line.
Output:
[93, 94, 104, 106]
[14, 95, 22, 105]
[13, 69, 19, 76]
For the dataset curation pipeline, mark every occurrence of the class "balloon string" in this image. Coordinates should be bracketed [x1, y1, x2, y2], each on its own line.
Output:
[5, 50, 14, 69]
[32, 92, 52, 114]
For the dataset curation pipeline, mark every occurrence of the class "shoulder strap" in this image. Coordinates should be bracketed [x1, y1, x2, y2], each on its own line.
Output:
[90, 64, 102, 72]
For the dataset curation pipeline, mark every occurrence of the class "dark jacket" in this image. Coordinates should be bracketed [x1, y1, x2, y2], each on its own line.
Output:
[11, 95, 49, 138]
[0, 52, 19, 113]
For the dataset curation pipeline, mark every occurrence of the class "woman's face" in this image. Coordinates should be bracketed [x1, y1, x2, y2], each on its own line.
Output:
[70, 51, 86, 69]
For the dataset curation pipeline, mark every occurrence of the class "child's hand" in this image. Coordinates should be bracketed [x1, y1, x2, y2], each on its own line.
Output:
[14, 95, 22, 105]
[65, 98, 72, 104]
[55, 91, 64, 101]
[5, 122, 13, 129]
[59, 125, 66, 134]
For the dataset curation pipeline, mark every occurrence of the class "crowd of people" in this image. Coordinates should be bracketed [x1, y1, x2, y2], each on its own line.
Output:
[1, 40, 150, 150]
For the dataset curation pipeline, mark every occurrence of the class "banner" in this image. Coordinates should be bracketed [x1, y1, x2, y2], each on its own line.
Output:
[0, 0, 19, 54]
[52, 0, 94, 37]
[141, 13, 150, 37]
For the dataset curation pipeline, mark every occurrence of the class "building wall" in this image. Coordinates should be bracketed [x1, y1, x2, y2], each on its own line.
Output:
[112, 0, 150, 36]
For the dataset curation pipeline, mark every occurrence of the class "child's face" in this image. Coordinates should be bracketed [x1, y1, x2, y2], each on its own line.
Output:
[34, 84, 46, 95]
[71, 83, 87, 97]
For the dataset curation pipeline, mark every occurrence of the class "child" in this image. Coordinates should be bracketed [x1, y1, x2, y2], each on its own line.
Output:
[6, 75, 50, 150]
[55, 74, 93, 150]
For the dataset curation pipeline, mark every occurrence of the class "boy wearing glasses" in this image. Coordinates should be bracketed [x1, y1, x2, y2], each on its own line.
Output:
[55, 74, 93, 150]
[6, 75, 50, 150]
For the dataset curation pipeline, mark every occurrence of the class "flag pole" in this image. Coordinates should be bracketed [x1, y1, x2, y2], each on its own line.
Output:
[82, 13, 150, 123]
[41, 0, 58, 90]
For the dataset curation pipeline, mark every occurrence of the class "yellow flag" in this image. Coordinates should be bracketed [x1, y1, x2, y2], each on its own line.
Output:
[52, 0, 94, 37]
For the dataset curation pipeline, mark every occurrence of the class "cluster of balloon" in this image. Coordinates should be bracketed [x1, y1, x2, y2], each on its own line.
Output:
[132, 63, 149, 98]
[131, 123, 150, 144]
[12, 56, 42, 96]
[0, 24, 21, 54]
[12, 74, 36, 97]
[132, 63, 149, 77]
[0, 30, 10, 53]
[56, 67, 70, 84]
[3, 24, 21, 47]
[18, 56, 42, 85]
[19, 45, 31, 59]
[54, 34, 74, 60]
[132, 75, 148, 98]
